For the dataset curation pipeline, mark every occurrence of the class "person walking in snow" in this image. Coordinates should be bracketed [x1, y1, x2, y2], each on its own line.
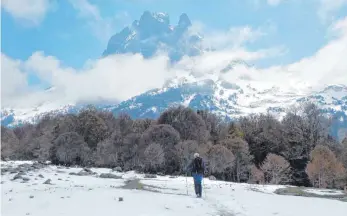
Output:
[186, 153, 206, 198]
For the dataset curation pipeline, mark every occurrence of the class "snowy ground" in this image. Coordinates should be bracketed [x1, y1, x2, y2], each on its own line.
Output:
[1, 161, 347, 216]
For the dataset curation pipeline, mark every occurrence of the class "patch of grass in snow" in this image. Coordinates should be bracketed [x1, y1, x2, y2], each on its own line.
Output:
[216, 209, 236, 216]
[120, 179, 187, 197]
[121, 179, 145, 190]
[275, 187, 347, 202]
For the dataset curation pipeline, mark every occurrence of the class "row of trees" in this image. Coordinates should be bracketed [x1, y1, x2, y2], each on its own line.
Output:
[1, 103, 347, 189]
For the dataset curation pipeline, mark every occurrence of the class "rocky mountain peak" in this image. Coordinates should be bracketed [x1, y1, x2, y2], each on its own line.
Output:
[102, 11, 202, 61]
[178, 13, 192, 29]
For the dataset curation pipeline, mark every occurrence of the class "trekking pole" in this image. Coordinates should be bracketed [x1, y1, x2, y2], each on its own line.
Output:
[185, 173, 189, 195]
[203, 178, 207, 199]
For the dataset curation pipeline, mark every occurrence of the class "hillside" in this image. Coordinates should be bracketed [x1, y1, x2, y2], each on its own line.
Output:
[1, 11, 347, 141]
[2, 161, 347, 216]
[2, 81, 346, 141]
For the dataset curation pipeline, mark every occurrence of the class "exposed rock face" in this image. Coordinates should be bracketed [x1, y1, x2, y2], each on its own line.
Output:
[103, 11, 203, 62]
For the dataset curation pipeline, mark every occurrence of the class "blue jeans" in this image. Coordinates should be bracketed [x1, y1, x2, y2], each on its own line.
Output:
[192, 173, 203, 197]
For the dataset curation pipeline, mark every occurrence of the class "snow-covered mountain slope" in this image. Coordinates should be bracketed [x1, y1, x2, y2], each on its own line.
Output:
[1, 161, 347, 216]
[108, 71, 347, 140]
[110, 76, 347, 132]
[1, 77, 347, 140]
[1, 103, 115, 128]
[0, 86, 116, 127]
[1, 11, 347, 141]
[1, 104, 77, 127]
[102, 11, 203, 62]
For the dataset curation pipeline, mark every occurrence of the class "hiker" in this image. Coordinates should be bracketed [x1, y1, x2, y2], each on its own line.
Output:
[186, 153, 206, 198]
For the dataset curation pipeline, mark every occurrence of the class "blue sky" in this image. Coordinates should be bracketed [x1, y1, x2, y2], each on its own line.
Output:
[2, 0, 346, 67]
[1, 0, 347, 108]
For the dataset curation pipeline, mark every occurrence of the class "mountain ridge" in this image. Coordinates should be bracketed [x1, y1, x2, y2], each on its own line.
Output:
[2, 82, 346, 141]
[1, 11, 347, 142]
[102, 11, 203, 62]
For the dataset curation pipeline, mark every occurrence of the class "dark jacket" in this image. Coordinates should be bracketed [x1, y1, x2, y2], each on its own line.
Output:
[186, 157, 206, 175]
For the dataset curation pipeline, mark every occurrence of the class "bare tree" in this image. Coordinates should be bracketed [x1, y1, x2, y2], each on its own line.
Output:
[197, 110, 227, 144]
[4, 101, 346, 188]
[158, 106, 209, 142]
[97, 110, 118, 132]
[221, 137, 252, 182]
[261, 153, 291, 184]
[12, 124, 36, 160]
[29, 114, 58, 161]
[95, 139, 116, 167]
[280, 103, 331, 186]
[341, 138, 347, 169]
[50, 132, 91, 166]
[226, 122, 245, 139]
[141, 124, 181, 173]
[207, 144, 235, 177]
[1, 126, 19, 160]
[95, 131, 126, 167]
[239, 114, 284, 166]
[175, 140, 200, 172]
[115, 113, 134, 137]
[282, 103, 329, 158]
[53, 114, 79, 138]
[302, 103, 329, 150]
[77, 109, 109, 149]
[249, 165, 265, 184]
[30, 134, 54, 162]
[306, 145, 346, 188]
[34, 114, 56, 134]
[95, 130, 142, 169]
[122, 133, 141, 170]
[141, 124, 180, 149]
[143, 143, 165, 172]
[131, 119, 155, 134]
[2, 117, 56, 161]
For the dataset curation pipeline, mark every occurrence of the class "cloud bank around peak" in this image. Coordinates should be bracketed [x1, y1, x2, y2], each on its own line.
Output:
[2, 17, 347, 109]
[1, 48, 272, 109]
[1, 52, 172, 108]
[189, 21, 275, 51]
[176, 17, 347, 92]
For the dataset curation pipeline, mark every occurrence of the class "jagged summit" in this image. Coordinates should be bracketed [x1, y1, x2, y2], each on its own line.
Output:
[2, 11, 347, 142]
[137, 11, 170, 39]
[178, 13, 192, 28]
[102, 11, 202, 61]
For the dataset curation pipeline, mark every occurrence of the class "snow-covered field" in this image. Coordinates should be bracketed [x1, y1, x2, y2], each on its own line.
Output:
[1, 161, 347, 216]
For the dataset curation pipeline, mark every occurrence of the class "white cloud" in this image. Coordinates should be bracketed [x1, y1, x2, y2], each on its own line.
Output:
[174, 48, 279, 75]
[190, 22, 275, 50]
[183, 17, 347, 93]
[68, 0, 101, 20]
[247, 16, 347, 92]
[318, 0, 347, 23]
[284, 16, 347, 89]
[267, 0, 284, 6]
[0, 54, 28, 100]
[204, 26, 266, 50]
[1, 0, 53, 26]
[67, 0, 130, 42]
[1, 52, 172, 108]
[1, 46, 274, 108]
[2, 17, 347, 109]
[249, 0, 286, 8]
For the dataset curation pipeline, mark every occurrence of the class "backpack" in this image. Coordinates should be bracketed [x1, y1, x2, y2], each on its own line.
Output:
[193, 157, 203, 173]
